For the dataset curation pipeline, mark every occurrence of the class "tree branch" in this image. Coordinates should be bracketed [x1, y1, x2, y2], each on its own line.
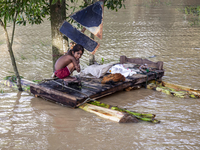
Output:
[11, 11, 18, 47]
[0, 19, 4, 27]
[0, 19, 23, 91]
[83, 0, 90, 5]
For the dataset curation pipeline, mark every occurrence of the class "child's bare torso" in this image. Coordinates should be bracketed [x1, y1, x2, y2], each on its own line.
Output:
[55, 55, 79, 72]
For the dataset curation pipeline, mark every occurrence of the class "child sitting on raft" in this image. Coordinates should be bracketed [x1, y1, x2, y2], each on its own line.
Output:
[54, 44, 84, 81]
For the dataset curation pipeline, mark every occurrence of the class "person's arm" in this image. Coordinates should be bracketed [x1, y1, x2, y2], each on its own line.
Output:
[70, 56, 80, 72]
[76, 59, 80, 64]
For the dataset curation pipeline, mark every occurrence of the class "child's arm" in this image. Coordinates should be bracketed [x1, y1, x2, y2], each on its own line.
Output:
[70, 56, 80, 72]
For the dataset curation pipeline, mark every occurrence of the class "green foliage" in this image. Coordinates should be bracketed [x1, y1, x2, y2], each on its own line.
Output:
[88, 100, 160, 123]
[100, 57, 104, 64]
[0, 0, 126, 27]
[4, 75, 24, 82]
[0, 89, 4, 93]
[32, 80, 42, 83]
[183, 6, 200, 26]
[52, 0, 60, 5]
[104, 0, 125, 11]
[77, 0, 126, 11]
[23, 86, 30, 91]
[50, 0, 126, 13]
[0, 0, 50, 27]
[184, 6, 200, 16]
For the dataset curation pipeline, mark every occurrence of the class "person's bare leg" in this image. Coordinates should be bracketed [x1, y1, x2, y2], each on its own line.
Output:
[63, 76, 77, 82]
[67, 62, 75, 73]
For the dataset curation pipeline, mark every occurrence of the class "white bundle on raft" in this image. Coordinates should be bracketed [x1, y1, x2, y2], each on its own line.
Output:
[107, 64, 139, 77]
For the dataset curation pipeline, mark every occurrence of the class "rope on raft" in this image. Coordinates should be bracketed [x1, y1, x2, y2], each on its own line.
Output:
[138, 69, 158, 88]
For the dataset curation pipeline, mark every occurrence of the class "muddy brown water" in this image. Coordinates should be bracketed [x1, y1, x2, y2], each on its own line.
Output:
[0, 0, 200, 149]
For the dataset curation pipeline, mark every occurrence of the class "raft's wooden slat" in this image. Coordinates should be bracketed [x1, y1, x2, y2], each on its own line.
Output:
[90, 82, 133, 99]
[82, 85, 101, 91]
[120, 55, 164, 70]
[30, 83, 86, 107]
[81, 78, 119, 92]
[79, 88, 97, 95]
[128, 70, 164, 85]
[82, 82, 103, 90]
[82, 82, 113, 92]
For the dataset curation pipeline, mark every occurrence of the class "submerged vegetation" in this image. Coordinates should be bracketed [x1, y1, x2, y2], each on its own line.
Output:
[147, 80, 200, 99]
[2, 75, 31, 92]
[184, 6, 200, 16]
[4, 75, 24, 82]
[20, 54, 27, 60]
[32, 80, 42, 83]
[184, 6, 200, 26]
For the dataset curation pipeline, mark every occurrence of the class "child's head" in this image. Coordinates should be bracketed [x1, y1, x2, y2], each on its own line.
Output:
[72, 44, 84, 54]
[68, 44, 84, 60]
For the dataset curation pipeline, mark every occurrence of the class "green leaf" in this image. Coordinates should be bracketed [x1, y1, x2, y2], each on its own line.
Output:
[51, 0, 58, 5]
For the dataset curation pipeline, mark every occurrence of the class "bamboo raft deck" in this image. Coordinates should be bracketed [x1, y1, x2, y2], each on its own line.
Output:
[30, 69, 164, 107]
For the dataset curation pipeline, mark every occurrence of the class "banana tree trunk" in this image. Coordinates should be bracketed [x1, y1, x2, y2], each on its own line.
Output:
[147, 81, 200, 98]
[79, 103, 138, 123]
[0, 19, 22, 91]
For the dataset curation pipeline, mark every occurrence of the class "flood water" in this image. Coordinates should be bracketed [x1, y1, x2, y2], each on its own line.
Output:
[0, 0, 200, 149]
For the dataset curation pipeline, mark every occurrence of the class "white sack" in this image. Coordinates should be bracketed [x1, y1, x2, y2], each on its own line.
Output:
[80, 63, 114, 78]
[107, 64, 137, 77]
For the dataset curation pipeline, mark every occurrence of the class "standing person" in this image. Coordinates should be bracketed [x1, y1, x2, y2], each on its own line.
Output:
[54, 44, 84, 81]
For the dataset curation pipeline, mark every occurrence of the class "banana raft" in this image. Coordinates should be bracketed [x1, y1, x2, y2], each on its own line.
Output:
[85, 101, 160, 123]
[147, 80, 200, 98]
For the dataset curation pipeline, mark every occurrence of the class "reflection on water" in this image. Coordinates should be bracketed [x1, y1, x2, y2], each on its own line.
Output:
[0, 92, 54, 149]
[0, 0, 200, 149]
